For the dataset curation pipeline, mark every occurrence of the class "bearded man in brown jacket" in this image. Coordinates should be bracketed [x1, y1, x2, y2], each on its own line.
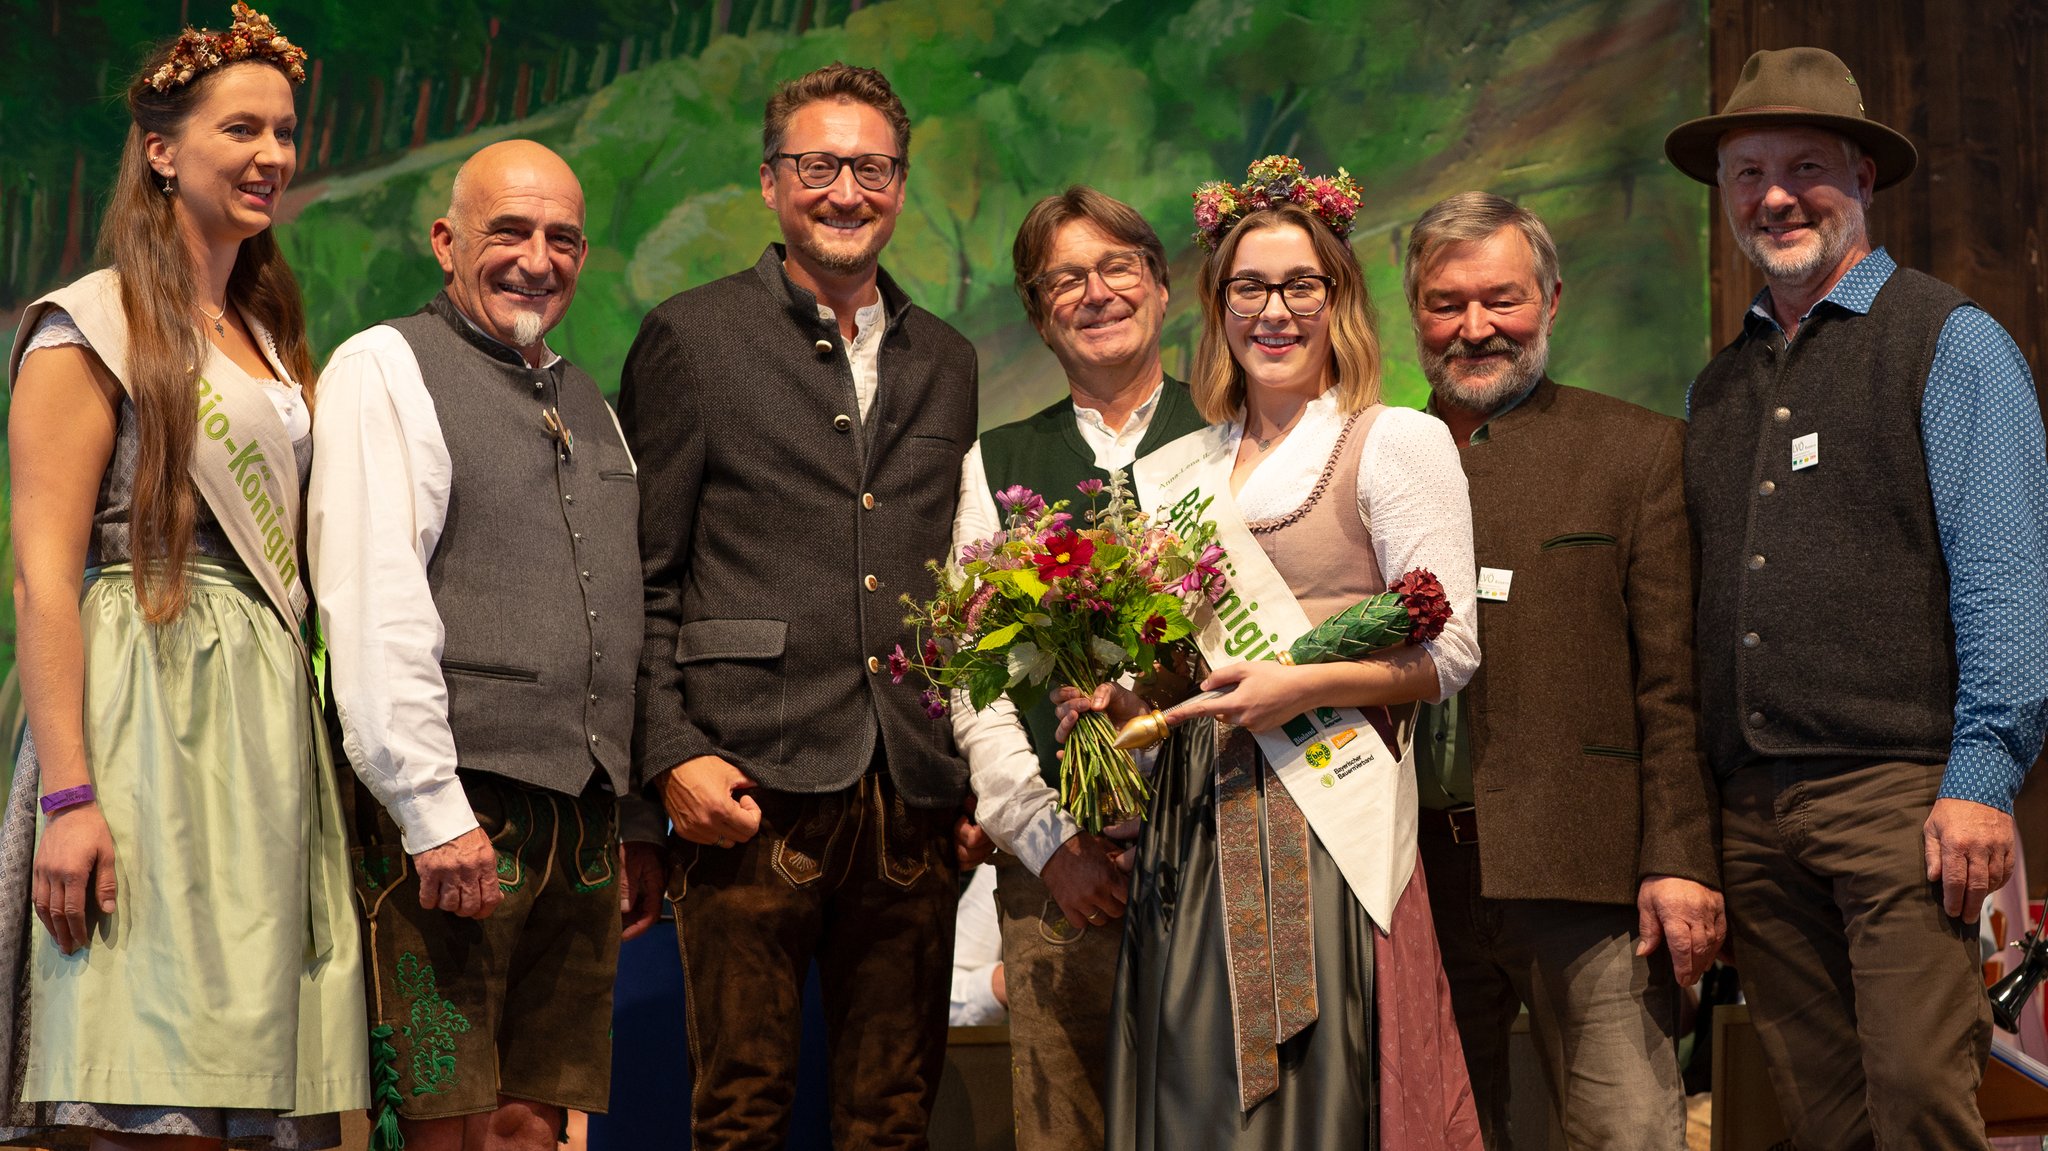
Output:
[1406, 191, 1724, 1150]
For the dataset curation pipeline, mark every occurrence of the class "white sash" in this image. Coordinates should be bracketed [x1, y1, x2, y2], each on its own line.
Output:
[1136, 423, 1416, 926]
[10, 270, 310, 649]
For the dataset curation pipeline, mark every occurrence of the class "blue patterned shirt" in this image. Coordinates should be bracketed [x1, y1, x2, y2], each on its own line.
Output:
[1691, 248, 2048, 811]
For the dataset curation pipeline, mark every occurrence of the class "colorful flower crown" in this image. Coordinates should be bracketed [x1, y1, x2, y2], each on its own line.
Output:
[1191, 155, 1364, 252]
[145, 3, 308, 94]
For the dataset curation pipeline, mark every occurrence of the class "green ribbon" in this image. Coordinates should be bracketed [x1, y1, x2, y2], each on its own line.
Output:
[368, 1023, 406, 1151]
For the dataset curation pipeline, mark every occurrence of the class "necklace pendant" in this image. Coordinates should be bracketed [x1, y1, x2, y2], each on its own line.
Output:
[212, 319, 225, 336]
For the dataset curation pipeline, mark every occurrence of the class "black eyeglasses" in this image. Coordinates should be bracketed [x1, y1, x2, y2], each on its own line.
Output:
[1034, 251, 1150, 307]
[1220, 275, 1335, 318]
[772, 151, 903, 191]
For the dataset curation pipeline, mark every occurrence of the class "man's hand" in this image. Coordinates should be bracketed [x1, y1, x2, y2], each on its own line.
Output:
[619, 841, 670, 941]
[1924, 796, 2016, 922]
[414, 826, 504, 920]
[954, 794, 995, 871]
[1041, 830, 1131, 930]
[1635, 875, 1726, 985]
[660, 755, 762, 847]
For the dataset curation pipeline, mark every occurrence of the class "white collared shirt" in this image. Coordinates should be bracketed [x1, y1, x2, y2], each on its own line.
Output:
[819, 298, 888, 421]
[947, 381, 1166, 873]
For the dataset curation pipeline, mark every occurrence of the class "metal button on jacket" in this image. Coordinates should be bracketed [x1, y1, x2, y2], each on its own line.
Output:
[1743, 632, 1761, 648]
[866, 656, 883, 674]
[1747, 554, 1766, 570]
[833, 414, 853, 433]
[1748, 711, 1767, 728]
[862, 493, 876, 510]
[1758, 480, 1776, 496]
[863, 575, 879, 592]
[815, 339, 834, 354]
[1773, 406, 1791, 423]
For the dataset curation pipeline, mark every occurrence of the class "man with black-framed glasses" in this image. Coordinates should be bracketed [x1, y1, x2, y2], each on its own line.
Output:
[618, 62, 979, 1150]
[948, 185, 1209, 1151]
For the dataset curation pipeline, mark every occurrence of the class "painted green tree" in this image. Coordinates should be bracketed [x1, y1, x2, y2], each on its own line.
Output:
[0, 0, 1707, 677]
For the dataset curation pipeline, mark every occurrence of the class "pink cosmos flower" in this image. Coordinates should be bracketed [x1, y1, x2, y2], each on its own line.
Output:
[887, 644, 911, 684]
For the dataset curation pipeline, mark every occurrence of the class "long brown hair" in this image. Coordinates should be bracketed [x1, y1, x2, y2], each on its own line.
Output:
[106, 50, 314, 623]
[1190, 203, 1382, 424]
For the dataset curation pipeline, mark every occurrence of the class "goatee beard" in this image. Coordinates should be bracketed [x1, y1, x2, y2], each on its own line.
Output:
[1422, 329, 1548, 416]
[508, 310, 547, 349]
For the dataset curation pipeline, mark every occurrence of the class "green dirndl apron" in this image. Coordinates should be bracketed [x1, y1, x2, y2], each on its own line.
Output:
[3, 559, 365, 1125]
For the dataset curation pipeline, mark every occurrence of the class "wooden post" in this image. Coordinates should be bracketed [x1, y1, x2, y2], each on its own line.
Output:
[410, 78, 432, 150]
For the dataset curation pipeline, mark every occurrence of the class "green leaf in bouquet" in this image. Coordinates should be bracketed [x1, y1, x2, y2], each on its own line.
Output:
[1024, 612, 1054, 626]
[969, 660, 1011, 712]
[1093, 544, 1130, 572]
[1088, 634, 1128, 669]
[1007, 641, 1056, 687]
[977, 621, 1024, 651]
[986, 567, 1051, 603]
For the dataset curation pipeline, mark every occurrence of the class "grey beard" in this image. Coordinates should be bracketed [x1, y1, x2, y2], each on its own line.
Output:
[508, 310, 547, 350]
[1422, 330, 1548, 415]
[1737, 201, 1864, 284]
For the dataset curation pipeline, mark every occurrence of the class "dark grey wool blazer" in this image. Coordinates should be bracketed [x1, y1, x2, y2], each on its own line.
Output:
[619, 245, 978, 807]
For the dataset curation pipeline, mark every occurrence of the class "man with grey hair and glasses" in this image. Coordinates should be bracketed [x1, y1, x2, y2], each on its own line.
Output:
[1405, 189, 1723, 1149]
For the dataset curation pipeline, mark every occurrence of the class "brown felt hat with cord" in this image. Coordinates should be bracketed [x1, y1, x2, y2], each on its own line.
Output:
[1664, 47, 1917, 190]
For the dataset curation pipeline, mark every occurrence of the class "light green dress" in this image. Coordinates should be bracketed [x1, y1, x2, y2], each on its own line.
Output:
[0, 317, 366, 1148]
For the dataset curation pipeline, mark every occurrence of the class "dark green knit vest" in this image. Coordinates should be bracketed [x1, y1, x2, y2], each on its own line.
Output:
[977, 379, 1209, 786]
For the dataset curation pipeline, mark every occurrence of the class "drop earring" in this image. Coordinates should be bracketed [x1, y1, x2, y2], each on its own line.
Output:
[158, 172, 175, 196]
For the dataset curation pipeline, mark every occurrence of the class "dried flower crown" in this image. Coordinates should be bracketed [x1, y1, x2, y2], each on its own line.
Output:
[1191, 155, 1364, 252]
[146, 2, 308, 94]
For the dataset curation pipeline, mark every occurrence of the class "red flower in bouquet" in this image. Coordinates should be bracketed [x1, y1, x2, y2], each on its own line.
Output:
[1386, 569, 1452, 644]
[1034, 530, 1095, 580]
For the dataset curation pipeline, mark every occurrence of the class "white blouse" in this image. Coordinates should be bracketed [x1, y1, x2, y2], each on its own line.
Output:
[1225, 389, 1480, 701]
[27, 307, 311, 443]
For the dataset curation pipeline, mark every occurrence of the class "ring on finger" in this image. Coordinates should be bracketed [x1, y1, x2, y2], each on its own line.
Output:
[715, 838, 735, 849]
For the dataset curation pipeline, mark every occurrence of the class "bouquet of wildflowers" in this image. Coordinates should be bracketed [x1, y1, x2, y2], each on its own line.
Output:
[897, 473, 1223, 832]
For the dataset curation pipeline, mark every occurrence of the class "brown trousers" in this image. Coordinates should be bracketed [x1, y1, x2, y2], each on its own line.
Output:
[991, 854, 1122, 1151]
[669, 773, 959, 1151]
[1720, 757, 1991, 1151]
[1419, 820, 1684, 1151]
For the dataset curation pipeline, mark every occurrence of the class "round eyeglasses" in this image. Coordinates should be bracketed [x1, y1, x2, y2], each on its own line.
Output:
[773, 151, 903, 191]
[1220, 274, 1335, 318]
[1035, 251, 1149, 307]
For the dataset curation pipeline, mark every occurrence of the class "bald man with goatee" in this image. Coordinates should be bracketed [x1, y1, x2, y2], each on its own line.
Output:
[309, 139, 669, 1151]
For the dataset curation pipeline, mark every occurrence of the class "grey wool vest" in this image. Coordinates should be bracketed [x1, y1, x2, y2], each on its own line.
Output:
[386, 294, 644, 797]
[1685, 267, 1968, 773]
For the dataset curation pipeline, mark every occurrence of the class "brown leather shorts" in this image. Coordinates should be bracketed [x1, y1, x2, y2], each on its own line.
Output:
[346, 770, 622, 1119]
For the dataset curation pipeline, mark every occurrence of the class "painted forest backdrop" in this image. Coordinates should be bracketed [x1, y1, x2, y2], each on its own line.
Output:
[0, 0, 1710, 671]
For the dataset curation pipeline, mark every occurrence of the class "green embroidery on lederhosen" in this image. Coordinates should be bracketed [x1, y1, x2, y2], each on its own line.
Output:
[396, 951, 472, 1096]
[496, 788, 535, 894]
[571, 796, 616, 893]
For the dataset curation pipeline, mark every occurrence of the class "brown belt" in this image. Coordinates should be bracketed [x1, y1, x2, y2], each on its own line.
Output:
[1418, 804, 1479, 845]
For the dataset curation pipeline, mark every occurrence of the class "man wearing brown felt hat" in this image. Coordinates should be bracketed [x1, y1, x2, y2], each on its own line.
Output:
[1669, 46, 2048, 1150]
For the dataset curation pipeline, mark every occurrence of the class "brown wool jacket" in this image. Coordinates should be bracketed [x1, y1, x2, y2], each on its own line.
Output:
[1450, 378, 1720, 904]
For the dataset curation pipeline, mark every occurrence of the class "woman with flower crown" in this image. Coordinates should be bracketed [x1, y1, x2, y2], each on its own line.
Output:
[0, 6, 366, 1148]
[1058, 158, 1483, 1148]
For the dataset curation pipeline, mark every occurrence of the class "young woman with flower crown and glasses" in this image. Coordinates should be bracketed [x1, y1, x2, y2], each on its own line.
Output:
[1057, 158, 1484, 1148]
[0, 6, 366, 1148]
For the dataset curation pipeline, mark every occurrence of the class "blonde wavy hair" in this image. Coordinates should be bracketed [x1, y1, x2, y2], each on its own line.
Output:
[1190, 203, 1381, 424]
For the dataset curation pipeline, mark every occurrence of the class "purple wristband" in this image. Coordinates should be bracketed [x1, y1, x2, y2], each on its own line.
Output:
[39, 785, 94, 815]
